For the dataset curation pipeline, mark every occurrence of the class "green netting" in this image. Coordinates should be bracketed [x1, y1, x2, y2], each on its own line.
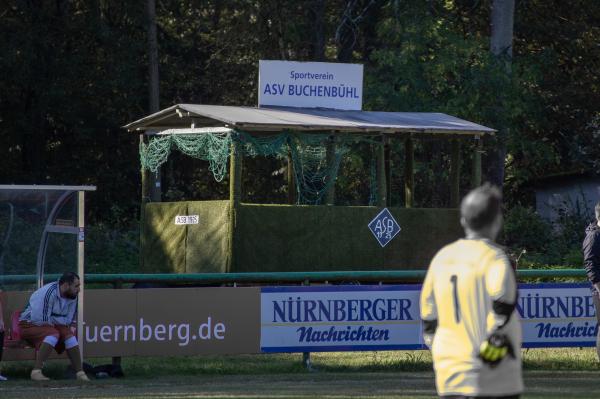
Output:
[139, 129, 232, 182]
[289, 133, 348, 204]
[139, 129, 382, 205]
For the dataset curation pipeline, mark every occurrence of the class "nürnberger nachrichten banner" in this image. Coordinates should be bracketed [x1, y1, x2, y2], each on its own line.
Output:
[260, 283, 599, 352]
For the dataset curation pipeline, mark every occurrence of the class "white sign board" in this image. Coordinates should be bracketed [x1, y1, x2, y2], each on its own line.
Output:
[259, 283, 598, 353]
[174, 215, 199, 225]
[260, 286, 423, 352]
[518, 283, 597, 347]
[258, 60, 363, 110]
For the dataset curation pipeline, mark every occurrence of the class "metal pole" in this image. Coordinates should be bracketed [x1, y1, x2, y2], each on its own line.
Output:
[77, 190, 85, 361]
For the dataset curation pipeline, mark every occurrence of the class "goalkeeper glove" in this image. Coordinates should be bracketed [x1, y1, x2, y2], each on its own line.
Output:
[479, 332, 515, 367]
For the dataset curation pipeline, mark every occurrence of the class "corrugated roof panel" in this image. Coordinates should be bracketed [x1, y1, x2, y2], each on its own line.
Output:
[124, 104, 494, 135]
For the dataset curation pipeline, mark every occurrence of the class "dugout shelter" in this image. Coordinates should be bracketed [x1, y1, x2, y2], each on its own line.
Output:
[125, 104, 494, 274]
[0, 185, 95, 360]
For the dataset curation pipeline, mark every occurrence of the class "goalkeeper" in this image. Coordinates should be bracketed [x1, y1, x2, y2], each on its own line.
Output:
[420, 184, 522, 398]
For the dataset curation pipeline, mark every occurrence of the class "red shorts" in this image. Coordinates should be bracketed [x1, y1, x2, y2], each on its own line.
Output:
[19, 321, 74, 354]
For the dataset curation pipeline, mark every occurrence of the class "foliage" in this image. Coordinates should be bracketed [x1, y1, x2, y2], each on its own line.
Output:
[86, 224, 140, 274]
[1, 1, 599, 267]
[503, 204, 589, 268]
[503, 205, 553, 253]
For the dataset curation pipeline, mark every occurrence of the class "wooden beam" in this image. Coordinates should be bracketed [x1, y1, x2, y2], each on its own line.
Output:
[384, 137, 392, 206]
[325, 135, 336, 205]
[139, 134, 148, 272]
[229, 141, 243, 205]
[404, 137, 414, 208]
[472, 136, 482, 188]
[228, 141, 243, 272]
[377, 136, 387, 207]
[450, 139, 461, 207]
[287, 151, 295, 204]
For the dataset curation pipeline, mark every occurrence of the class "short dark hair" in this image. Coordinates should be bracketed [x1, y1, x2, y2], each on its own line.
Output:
[460, 184, 502, 231]
[59, 271, 80, 285]
[595, 201, 600, 220]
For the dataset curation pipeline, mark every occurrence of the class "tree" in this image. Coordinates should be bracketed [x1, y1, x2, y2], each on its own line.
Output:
[485, 0, 515, 189]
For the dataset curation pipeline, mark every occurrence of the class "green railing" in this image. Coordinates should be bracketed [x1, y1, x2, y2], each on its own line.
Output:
[0, 269, 586, 286]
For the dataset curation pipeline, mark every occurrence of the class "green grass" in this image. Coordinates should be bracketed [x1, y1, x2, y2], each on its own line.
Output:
[1, 349, 600, 398]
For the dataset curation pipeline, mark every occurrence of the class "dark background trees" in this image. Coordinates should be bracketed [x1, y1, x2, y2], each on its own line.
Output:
[0, 1, 598, 268]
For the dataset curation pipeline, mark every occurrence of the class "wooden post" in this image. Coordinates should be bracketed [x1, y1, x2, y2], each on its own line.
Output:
[384, 138, 392, 206]
[139, 133, 148, 271]
[325, 135, 336, 205]
[149, 168, 162, 202]
[450, 139, 461, 207]
[140, 134, 149, 204]
[404, 137, 414, 208]
[472, 136, 482, 188]
[228, 140, 243, 273]
[147, 0, 161, 202]
[376, 135, 387, 207]
[287, 151, 295, 204]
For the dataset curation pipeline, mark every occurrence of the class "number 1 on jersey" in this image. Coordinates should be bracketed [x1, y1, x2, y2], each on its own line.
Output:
[450, 275, 461, 323]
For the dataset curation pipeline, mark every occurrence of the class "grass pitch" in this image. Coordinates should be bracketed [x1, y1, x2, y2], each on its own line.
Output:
[0, 348, 599, 398]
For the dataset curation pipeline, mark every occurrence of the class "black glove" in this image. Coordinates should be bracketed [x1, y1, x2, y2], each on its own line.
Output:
[479, 332, 515, 367]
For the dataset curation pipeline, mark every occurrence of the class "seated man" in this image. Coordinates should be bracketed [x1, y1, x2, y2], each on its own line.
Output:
[19, 271, 89, 381]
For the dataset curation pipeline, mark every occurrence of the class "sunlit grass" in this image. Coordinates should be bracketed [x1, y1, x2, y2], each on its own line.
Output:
[2, 347, 598, 379]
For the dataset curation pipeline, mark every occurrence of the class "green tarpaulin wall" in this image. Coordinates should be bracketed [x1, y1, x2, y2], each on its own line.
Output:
[142, 201, 462, 273]
[143, 201, 230, 273]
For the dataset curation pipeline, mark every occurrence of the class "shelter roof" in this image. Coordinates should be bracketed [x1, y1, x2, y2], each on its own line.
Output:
[124, 104, 494, 136]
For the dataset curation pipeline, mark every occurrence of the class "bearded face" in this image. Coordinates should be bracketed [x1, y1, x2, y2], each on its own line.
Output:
[62, 279, 80, 299]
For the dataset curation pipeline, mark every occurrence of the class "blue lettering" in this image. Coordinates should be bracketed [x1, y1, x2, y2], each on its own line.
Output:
[297, 326, 311, 342]
[359, 300, 373, 321]
[347, 300, 358, 321]
[399, 299, 413, 320]
[572, 296, 584, 317]
[318, 301, 331, 321]
[387, 299, 398, 320]
[586, 296, 595, 317]
[373, 299, 386, 321]
[304, 300, 317, 322]
[556, 297, 568, 318]
[334, 300, 345, 321]
[273, 301, 286, 322]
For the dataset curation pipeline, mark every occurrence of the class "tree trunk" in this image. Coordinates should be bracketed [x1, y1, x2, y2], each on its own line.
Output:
[311, 0, 326, 61]
[486, 0, 515, 189]
[147, 0, 159, 114]
[147, 0, 161, 201]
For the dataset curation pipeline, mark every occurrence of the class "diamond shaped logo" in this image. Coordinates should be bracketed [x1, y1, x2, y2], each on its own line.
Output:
[368, 208, 402, 247]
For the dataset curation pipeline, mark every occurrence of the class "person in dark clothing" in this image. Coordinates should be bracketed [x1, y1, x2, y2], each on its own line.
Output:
[583, 201, 600, 361]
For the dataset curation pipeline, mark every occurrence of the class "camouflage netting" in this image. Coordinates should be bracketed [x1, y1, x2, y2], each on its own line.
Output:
[139, 129, 380, 205]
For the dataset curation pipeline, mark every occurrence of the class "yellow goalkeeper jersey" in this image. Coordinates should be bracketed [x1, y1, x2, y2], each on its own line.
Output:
[420, 238, 523, 397]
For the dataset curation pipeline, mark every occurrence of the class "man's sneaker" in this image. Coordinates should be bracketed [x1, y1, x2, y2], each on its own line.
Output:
[0, 374, 7, 381]
[76, 370, 90, 381]
[31, 369, 50, 381]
